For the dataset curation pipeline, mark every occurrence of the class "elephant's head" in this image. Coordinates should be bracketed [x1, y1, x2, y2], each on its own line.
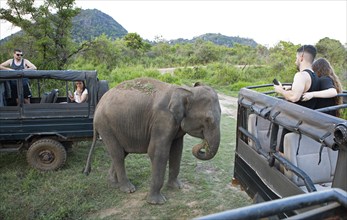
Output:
[170, 83, 221, 160]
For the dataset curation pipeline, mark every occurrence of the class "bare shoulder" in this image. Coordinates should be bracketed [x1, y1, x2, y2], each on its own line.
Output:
[294, 71, 310, 81]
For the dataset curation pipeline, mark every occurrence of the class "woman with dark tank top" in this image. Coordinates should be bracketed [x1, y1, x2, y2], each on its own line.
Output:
[301, 58, 343, 117]
[274, 45, 321, 110]
[0, 49, 37, 105]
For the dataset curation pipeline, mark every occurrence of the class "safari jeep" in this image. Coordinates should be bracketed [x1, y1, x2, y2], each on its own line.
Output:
[0, 70, 108, 171]
[198, 84, 347, 219]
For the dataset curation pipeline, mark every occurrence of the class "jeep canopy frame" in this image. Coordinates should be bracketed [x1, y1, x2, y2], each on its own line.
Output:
[0, 70, 99, 107]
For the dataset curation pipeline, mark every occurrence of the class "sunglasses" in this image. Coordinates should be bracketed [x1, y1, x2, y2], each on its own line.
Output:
[16, 53, 23, 56]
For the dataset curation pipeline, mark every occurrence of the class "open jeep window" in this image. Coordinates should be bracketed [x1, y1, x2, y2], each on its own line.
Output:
[0, 71, 93, 119]
[27, 78, 74, 104]
[23, 78, 89, 118]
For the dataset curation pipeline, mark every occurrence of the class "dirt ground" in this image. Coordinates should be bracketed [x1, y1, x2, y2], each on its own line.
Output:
[218, 93, 238, 118]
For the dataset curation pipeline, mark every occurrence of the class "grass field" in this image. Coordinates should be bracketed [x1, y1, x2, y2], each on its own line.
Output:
[0, 115, 252, 220]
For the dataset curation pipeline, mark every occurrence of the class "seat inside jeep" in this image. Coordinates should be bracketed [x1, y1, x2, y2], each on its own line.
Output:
[247, 113, 338, 192]
[248, 114, 283, 153]
[40, 89, 59, 103]
[283, 132, 338, 192]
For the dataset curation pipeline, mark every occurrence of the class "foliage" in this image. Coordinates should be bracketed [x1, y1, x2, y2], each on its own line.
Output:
[0, 0, 80, 70]
[124, 32, 147, 51]
[315, 37, 347, 82]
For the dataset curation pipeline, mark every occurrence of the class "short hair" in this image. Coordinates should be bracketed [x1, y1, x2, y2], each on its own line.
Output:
[14, 49, 22, 53]
[296, 45, 317, 62]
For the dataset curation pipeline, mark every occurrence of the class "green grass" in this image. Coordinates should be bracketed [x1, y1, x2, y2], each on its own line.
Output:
[0, 115, 252, 220]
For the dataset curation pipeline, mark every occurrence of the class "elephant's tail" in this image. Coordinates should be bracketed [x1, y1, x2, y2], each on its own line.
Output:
[83, 127, 98, 176]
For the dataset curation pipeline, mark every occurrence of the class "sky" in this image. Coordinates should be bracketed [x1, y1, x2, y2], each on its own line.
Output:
[0, 0, 346, 47]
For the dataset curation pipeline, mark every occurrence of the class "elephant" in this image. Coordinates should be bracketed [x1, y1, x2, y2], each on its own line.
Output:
[83, 77, 221, 204]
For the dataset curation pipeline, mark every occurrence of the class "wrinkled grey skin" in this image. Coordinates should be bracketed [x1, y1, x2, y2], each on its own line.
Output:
[84, 78, 221, 204]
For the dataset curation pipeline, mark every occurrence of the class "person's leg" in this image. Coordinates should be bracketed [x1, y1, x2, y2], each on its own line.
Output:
[23, 82, 31, 104]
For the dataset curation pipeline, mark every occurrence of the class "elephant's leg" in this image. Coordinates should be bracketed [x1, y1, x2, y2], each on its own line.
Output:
[108, 161, 118, 188]
[107, 152, 128, 187]
[147, 140, 171, 204]
[167, 137, 183, 189]
[101, 132, 135, 193]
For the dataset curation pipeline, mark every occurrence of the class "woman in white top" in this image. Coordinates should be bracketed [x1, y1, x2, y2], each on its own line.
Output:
[69, 80, 88, 103]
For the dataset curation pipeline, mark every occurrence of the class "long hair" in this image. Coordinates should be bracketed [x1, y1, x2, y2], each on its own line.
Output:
[74, 81, 86, 92]
[312, 58, 343, 115]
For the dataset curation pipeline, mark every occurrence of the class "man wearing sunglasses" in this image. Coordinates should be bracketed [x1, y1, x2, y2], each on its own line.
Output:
[0, 49, 37, 104]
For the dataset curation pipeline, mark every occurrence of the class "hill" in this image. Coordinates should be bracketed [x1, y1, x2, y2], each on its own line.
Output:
[0, 9, 257, 48]
[168, 33, 258, 47]
[0, 9, 128, 44]
[72, 9, 128, 42]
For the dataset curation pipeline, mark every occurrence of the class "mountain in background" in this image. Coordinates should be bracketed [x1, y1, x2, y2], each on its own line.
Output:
[0, 9, 257, 47]
[72, 9, 127, 42]
[0, 9, 128, 44]
[168, 33, 257, 47]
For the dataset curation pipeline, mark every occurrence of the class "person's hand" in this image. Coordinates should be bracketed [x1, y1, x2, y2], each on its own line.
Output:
[69, 95, 74, 101]
[273, 81, 283, 94]
[282, 85, 291, 91]
[301, 92, 314, 101]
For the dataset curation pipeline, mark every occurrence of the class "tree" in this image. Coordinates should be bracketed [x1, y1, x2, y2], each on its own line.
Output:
[268, 41, 298, 82]
[123, 33, 144, 51]
[0, 0, 80, 69]
[315, 37, 347, 70]
[191, 39, 218, 64]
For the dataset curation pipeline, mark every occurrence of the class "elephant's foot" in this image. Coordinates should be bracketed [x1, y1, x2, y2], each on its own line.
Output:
[108, 179, 119, 188]
[167, 179, 183, 189]
[146, 192, 167, 205]
[119, 181, 136, 193]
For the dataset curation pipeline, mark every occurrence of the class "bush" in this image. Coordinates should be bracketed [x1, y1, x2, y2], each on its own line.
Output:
[158, 73, 181, 85]
[229, 81, 253, 91]
[175, 66, 208, 80]
[207, 64, 240, 86]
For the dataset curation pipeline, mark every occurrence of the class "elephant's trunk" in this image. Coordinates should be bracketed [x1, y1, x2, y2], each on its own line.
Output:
[192, 131, 220, 160]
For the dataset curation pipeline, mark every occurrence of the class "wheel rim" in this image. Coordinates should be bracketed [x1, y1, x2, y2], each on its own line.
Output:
[38, 150, 55, 164]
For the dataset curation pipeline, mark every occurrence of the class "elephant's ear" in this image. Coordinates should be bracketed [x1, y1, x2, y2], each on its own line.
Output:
[169, 87, 192, 122]
[193, 82, 204, 87]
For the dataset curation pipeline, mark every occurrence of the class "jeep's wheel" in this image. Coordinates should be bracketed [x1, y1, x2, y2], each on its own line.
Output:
[27, 139, 67, 171]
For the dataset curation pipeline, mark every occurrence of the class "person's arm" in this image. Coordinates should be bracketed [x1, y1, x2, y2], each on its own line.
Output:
[274, 72, 305, 102]
[80, 89, 88, 103]
[69, 92, 75, 102]
[24, 59, 37, 70]
[0, 65, 12, 70]
[302, 88, 337, 101]
[0, 59, 13, 70]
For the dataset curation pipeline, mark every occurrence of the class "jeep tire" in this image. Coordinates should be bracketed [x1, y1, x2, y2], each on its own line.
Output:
[27, 139, 67, 171]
